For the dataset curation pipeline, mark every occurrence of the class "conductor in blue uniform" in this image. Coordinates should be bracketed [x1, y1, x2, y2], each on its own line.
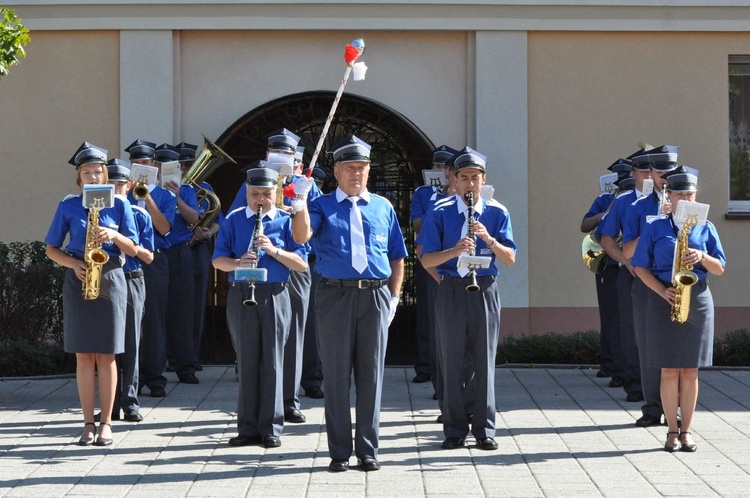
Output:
[291, 135, 407, 472]
[419, 147, 516, 452]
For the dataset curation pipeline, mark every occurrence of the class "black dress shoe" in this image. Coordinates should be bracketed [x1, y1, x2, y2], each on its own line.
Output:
[664, 431, 680, 452]
[608, 377, 624, 388]
[305, 386, 325, 399]
[262, 435, 281, 448]
[150, 387, 166, 398]
[329, 459, 349, 472]
[635, 414, 661, 427]
[476, 437, 498, 450]
[432, 392, 438, 400]
[193, 362, 203, 372]
[626, 392, 644, 402]
[412, 372, 431, 383]
[596, 369, 611, 378]
[284, 409, 306, 423]
[78, 422, 96, 446]
[179, 373, 199, 384]
[358, 457, 381, 471]
[441, 437, 466, 449]
[679, 431, 697, 452]
[94, 423, 113, 447]
[228, 435, 262, 447]
[436, 414, 443, 423]
[123, 410, 143, 422]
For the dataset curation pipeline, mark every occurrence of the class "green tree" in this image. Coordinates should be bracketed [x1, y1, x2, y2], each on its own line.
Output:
[0, 7, 30, 79]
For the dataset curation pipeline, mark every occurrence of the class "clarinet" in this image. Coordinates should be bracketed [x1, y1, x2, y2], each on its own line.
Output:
[465, 192, 480, 292]
[242, 205, 263, 307]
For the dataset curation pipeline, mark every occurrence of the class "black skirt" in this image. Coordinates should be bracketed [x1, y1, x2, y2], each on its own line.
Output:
[62, 259, 127, 354]
[646, 279, 714, 369]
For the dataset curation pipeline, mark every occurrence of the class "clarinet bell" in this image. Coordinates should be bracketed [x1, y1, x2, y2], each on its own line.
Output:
[466, 271, 480, 292]
[242, 282, 258, 307]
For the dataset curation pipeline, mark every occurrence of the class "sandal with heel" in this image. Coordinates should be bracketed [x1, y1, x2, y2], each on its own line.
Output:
[679, 431, 697, 452]
[94, 422, 113, 447]
[78, 422, 96, 446]
[664, 431, 680, 452]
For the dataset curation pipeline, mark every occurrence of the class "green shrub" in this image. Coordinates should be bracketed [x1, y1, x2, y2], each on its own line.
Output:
[0, 339, 76, 377]
[714, 329, 750, 366]
[497, 331, 601, 365]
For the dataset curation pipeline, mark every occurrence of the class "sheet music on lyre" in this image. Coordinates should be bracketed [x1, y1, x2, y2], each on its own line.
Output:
[599, 172, 618, 193]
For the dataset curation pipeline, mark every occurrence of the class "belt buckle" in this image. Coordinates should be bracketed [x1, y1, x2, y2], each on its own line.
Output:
[357, 280, 367, 289]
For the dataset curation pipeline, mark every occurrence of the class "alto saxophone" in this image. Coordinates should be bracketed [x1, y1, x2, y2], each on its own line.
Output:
[671, 214, 699, 323]
[82, 197, 110, 300]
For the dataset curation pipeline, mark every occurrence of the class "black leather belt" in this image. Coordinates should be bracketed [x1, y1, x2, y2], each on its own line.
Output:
[321, 277, 389, 289]
[124, 269, 144, 280]
[232, 281, 287, 290]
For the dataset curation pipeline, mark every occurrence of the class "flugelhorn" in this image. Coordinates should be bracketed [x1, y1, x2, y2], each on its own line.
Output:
[132, 174, 150, 201]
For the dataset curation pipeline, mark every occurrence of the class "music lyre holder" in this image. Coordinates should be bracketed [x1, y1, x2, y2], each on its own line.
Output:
[457, 254, 492, 272]
[234, 267, 268, 284]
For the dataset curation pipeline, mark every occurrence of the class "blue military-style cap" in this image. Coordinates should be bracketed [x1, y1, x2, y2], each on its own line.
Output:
[449, 146, 487, 172]
[246, 161, 279, 187]
[626, 146, 653, 171]
[332, 135, 372, 163]
[176, 142, 199, 162]
[432, 145, 459, 165]
[154, 143, 181, 162]
[607, 158, 633, 174]
[124, 139, 156, 161]
[266, 128, 301, 153]
[631, 145, 679, 171]
[664, 165, 698, 192]
[295, 146, 305, 164]
[615, 172, 634, 191]
[68, 142, 108, 168]
[106, 158, 132, 182]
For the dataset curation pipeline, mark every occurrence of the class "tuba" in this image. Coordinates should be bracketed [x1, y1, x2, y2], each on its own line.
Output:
[671, 215, 699, 323]
[185, 135, 237, 246]
[82, 197, 110, 300]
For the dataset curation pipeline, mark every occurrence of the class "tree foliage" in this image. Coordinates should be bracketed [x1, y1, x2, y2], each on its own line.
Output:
[0, 7, 30, 79]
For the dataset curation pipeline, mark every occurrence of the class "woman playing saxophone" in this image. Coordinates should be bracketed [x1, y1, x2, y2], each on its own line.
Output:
[632, 167, 726, 453]
[45, 142, 139, 446]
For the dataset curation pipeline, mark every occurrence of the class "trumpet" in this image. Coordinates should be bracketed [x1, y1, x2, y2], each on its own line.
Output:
[132, 174, 149, 201]
[465, 192, 480, 292]
[242, 205, 264, 307]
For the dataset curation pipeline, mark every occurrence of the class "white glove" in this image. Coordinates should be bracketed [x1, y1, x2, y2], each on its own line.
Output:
[292, 175, 314, 198]
[387, 295, 400, 326]
[290, 197, 306, 214]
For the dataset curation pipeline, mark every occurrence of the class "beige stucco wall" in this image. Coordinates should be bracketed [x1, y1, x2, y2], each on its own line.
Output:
[528, 31, 750, 311]
[0, 31, 120, 243]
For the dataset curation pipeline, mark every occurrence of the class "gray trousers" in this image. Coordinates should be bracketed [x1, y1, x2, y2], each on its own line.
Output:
[436, 275, 500, 441]
[414, 260, 433, 377]
[597, 264, 624, 378]
[283, 266, 311, 413]
[115, 274, 145, 415]
[140, 251, 168, 391]
[617, 267, 642, 395]
[631, 277, 663, 417]
[300, 259, 323, 391]
[316, 282, 390, 461]
[227, 283, 290, 437]
[166, 243, 195, 379]
[191, 242, 211, 366]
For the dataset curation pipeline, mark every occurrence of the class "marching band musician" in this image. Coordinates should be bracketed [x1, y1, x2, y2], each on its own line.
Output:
[410, 145, 458, 389]
[155, 143, 201, 385]
[597, 147, 652, 408]
[291, 135, 406, 472]
[419, 147, 516, 452]
[213, 164, 307, 449]
[580, 158, 632, 384]
[177, 141, 220, 373]
[125, 139, 176, 398]
[45, 142, 139, 446]
[632, 168, 725, 452]
[622, 145, 679, 428]
[228, 130, 323, 424]
[107, 159, 154, 423]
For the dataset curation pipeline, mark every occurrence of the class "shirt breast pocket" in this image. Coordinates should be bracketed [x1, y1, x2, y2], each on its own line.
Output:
[367, 220, 390, 253]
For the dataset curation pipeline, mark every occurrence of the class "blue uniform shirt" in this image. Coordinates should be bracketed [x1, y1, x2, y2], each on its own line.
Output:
[622, 190, 661, 244]
[411, 185, 450, 224]
[128, 186, 176, 251]
[166, 185, 200, 245]
[597, 189, 640, 239]
[45, 193, 139, 259]
[419, 194, 516, 278]
[123, 204, 155, 272]
[228, 174, 323, 214]
[213, 206, 306, 283]
[632, 215, 726, 282]
[308, 188, 407, 280]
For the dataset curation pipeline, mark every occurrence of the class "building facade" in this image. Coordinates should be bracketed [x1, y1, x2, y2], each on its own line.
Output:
[2, 1, 749, 337]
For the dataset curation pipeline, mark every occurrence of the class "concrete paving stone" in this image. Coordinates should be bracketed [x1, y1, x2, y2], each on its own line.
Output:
[653, 483, 721, 496]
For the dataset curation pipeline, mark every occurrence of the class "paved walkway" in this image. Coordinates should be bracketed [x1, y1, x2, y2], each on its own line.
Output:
[1, 367, 749, 497]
